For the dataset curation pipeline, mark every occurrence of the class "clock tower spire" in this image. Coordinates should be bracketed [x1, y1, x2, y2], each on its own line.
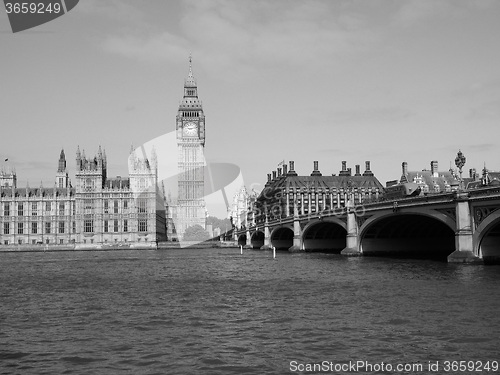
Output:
[176, 55, 206, 238]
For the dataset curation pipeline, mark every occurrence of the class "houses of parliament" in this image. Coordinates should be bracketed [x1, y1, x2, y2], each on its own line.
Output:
[0, 58, 208, 248]
[0, 147, 166, 248]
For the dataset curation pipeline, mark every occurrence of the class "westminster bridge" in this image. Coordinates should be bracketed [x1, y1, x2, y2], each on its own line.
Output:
[235, 186, 500, 264]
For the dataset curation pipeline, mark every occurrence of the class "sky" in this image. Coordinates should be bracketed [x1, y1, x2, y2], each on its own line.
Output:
[1, 0, 500, 210]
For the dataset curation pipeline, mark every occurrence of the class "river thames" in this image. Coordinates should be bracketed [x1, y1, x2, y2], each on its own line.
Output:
[1, 248, 499, 374]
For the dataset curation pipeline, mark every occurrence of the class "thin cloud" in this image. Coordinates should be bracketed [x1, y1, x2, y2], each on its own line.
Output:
[103, 32, 187, 63]
[77, 0, 144, 22]
[329, 107, 413, 124]
[18, 160, 54, 170]
[452, 79, 500, 98]
[101, 0, 380, 72]
[468, 144, 498, 152]
[466, 100, 500, 121]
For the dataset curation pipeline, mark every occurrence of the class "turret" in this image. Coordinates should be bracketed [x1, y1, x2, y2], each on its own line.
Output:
[76, 146, 82, 171]
[58, 149, 66, 173]
[56, 148, 69, 188]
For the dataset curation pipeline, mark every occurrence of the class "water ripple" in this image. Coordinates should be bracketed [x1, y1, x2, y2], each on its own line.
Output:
[0, 249, 499, 374]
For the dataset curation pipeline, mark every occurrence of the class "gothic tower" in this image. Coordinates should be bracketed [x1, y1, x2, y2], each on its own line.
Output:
[75, 146, 107, 193]
[176, 56, 206, 237]
[56, 149, 69, 188]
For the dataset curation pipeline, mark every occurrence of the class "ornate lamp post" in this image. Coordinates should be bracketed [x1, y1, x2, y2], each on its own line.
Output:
[455, 150, 466, 190]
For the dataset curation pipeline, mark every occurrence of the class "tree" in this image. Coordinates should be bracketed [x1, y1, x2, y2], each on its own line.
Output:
[206, 216, 232, 232]
[183, 224, 210, 242]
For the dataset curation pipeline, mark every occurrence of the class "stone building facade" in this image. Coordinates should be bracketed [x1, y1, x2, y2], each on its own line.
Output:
[0, 147, 166, 248]
[248, 160, 384, 226]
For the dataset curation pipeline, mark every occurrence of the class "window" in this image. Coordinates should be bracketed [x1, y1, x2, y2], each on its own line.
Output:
[104, 200, 109, 213]
[32, 222, 37, 234]
[46, 201, 51, 211]
[84, 220, 93, 233]
[3, 223, 9, 235]
[114, 200, 119, 214]
[59, 221, 64, 234]
[137, 198, 147, 213]
[123, 220, 128, 232]
[72, 201, 75, 214]
[72, 221, 76, 233]
[17, 222, 23, 234]
[59, 239, 64, 244]
[113, 220, 118, 232]
[104, 220, 108, 233]
[4, 240, 8, 245]
[18, 203, 23, 216]
[32, 202, 37, 215]
[123, 200, 128, 209]
[45, 222, 51, 234]
[4, 203, 9, 216]
[139, 219, 147, 232]
[84, 199, 93, 210]
[59, 202, 65, 216]
[18, 239, 22, 244]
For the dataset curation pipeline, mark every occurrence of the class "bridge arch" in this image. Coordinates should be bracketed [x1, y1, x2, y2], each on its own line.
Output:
[475, 210, 500, 264]
[302, 218, 347, 252]
[360, 211, 455, 259]
[237, 234, 247, 247]
[270, 226, 294, 250]
[250, 230, 265, 249]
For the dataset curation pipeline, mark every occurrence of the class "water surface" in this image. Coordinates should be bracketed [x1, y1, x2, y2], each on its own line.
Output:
[1, 249, 499, 374]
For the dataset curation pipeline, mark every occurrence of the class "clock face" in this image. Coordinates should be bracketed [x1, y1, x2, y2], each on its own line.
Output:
[183, 122, 198, 137]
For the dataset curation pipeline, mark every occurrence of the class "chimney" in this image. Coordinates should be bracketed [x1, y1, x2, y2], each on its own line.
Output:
[362, 161, 374, 176]
[277, 167, 282, 177]
[469, 168, 477, 180]
[355, 165, 361, 176]
[339, 161, 350, 176]
[283, 164, 288, 175]
[402, 162, 408, 176]
[431, 161, 438, 177]
[347, 168, 352, 176]
[272, 171, 277, 180]
[311, 161, 322, 176]
[287, 160, 298, 176]
[267, 173, 271, 182]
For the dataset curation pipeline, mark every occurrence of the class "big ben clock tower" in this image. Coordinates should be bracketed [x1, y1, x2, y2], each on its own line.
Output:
[176, 56, 206, 237]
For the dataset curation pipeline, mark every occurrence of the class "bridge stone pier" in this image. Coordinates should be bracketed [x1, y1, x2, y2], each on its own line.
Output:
[236, 187, 500, 264]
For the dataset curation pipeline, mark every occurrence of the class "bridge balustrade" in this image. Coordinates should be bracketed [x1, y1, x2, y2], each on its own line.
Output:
[236, 190, 500, 264]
